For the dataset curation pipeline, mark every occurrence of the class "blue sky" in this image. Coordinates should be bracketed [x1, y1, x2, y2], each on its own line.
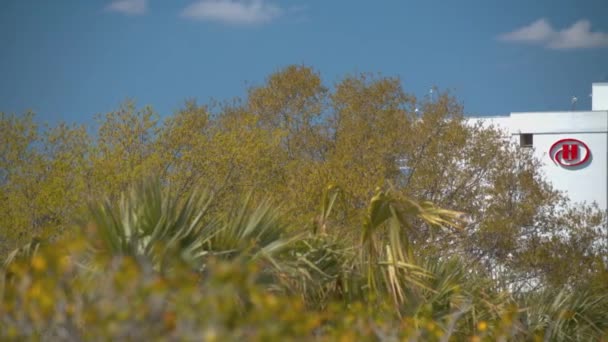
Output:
[1, 0, 607, 125]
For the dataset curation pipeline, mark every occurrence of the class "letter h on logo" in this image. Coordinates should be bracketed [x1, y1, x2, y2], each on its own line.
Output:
[562, 144, 578, 161]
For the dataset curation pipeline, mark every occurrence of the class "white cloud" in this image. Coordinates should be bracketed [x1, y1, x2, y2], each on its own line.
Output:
[498, 18, 553, 43]
[181, 0, 282, 25]
[106, 0, 148, 15]
[548, 20, 608, 49]
[498, 18, 608, 50]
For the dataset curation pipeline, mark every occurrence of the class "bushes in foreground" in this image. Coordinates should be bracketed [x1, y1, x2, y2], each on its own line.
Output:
[2, 182, 606, 341]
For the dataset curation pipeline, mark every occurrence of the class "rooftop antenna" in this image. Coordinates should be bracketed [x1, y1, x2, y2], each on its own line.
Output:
[570, 96, 578, 111]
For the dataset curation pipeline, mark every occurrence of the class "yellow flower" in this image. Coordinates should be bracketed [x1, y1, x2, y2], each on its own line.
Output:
[59, 256, 73, 273]
[28, 283, 43, 299]
[265, 294, 279, 309]
[39, 294, 54, 313]
[31, 255, 47, 272]
[477, 321, 488, 332]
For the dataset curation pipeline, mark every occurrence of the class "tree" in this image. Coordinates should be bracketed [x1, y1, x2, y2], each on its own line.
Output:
[89, 101, 161, 199]
[0, 113, 89, 255]
[2, 65, 607, 340]
[1, 64, 604, 294]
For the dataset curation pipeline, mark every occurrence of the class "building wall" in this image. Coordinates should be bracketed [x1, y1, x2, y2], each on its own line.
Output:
[593, 83, 608, 111]
[469, 108, 608, 210]
[532, 130, 606, 208]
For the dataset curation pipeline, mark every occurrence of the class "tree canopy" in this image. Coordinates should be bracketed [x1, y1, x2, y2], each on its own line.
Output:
[1, 65, 606, 340]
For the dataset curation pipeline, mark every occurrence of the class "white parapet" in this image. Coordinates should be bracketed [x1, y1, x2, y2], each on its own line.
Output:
[592, 83, 608, 111]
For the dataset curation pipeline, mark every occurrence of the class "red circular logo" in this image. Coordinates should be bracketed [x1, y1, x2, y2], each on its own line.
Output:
[549, 139, 591, 167]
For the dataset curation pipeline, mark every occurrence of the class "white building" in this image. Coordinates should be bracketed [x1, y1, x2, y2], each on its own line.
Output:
[470, 83, 608, 210]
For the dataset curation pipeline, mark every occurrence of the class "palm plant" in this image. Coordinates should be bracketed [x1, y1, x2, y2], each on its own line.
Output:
[277, 234, 350, 307]
[83, 180, 296, 274]
[359, 188, 464, 308]
[1, 237, 43, 299]
[418, 256, 518, 338]
[522, 287, 608, 341]
[2, 237, 42, 270]
[203, 194, 296, 262]
[9, 179, 606, 340]
[84, 180, 214, 270]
